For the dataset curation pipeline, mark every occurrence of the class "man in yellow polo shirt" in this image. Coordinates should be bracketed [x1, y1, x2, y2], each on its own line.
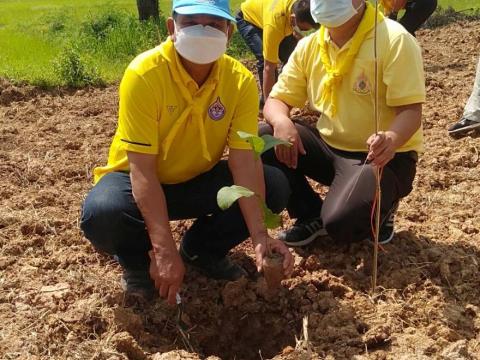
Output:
[261, 0, 426, 246]
[236, 0, 318, 108]
[80, 0, 293, 304]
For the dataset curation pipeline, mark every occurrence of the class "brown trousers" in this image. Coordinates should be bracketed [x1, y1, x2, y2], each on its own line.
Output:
[260, 122, 418, 243]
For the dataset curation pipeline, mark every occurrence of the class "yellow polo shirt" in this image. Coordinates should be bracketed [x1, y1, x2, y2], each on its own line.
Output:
[241, 0, 296, 63]
[93, 38, 259, 184]
[270, 19, 426, 153]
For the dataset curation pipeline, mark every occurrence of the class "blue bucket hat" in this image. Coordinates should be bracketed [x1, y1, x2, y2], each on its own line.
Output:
[172, 0, 236, 22]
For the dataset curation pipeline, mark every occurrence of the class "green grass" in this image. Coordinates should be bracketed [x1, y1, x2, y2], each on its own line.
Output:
[0, 0, 478, 86]
[439, 0, 480, 11]
[0, 1, 136, 64]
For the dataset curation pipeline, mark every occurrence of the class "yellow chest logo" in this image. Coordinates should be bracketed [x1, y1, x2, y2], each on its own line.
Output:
[353, 71, 371, 95]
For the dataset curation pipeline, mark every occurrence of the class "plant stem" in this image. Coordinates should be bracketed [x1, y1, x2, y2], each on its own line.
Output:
[255, 194, 273, 257]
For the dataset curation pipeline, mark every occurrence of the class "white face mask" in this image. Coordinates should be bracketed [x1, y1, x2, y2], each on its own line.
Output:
[293, 24, 309, 37]
[310, 0, 363, 28]
[174, 23, 228, 64]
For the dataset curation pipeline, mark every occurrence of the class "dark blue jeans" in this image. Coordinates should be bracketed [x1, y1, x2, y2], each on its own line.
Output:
[235, 11, 297, 105]
[80, 161, 290, 271]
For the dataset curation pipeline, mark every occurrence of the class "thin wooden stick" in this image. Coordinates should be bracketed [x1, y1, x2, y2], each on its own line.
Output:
[371, 0, 382, 296]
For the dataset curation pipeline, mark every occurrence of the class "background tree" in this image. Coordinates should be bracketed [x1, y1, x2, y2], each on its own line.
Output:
[136, 0, 159, 21]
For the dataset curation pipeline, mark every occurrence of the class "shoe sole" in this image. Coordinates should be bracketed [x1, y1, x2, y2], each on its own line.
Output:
[379, 231, 394, 245]
[366, 231, 395, 245]
[282, 228, 328, 247]
[448, 122, 480, 135]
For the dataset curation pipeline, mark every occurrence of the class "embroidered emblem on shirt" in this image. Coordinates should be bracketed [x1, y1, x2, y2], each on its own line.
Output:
[208, 97, 225, 121]
[353, 71, 371, 95]
[167, 105, 177, 114]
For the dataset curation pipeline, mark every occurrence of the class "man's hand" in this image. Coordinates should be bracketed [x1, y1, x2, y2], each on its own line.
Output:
[366, 131, 398, 167]
[253, 236, 294, 276]
[367, 103, 422, 167]
[273, 118, 306, 169]
[148, 248, 185, 305]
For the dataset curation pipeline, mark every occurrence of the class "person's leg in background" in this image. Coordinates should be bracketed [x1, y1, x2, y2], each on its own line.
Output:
[235, 12, 265, 107]
[463, 56, 480, 122]
[398, 0, 437, 36]
[449, 55, 480, 136]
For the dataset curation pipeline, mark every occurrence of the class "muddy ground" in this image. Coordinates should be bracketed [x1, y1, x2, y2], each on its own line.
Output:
[0, 20, 479, 360]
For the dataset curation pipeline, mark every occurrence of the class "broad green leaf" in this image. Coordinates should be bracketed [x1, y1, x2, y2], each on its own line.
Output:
[237, 131, 265, 158]
[261, 202, 281, 229]
[237, 131, 256, 140]
[261, 134, 292, 154]
[217, 185, 255, 210]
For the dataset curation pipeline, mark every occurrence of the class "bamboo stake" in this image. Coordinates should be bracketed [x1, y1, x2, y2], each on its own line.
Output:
[371, 0, 382, 295]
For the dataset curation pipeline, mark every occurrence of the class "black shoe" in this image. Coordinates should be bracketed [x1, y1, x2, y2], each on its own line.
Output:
[279, 217, 327, 247]
[448, 118, 480, 136]
[372, 201, 398, 245]
[378, 222, 394, 245]
[179, 245, 247, 281]
[120, 269, 156, 301]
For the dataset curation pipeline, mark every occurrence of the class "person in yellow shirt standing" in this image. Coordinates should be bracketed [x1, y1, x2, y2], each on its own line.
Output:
[80, 0, 293, 304]
[261, 0, 426, 246]
[236, 0, 318, 108]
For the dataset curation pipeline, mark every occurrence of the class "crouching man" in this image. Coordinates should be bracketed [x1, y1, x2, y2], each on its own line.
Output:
[81, 0, 293, 304]
[261, 0, 426, 246]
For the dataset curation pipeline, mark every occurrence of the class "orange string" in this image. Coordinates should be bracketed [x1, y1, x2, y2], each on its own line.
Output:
[370, 166, 387, 252]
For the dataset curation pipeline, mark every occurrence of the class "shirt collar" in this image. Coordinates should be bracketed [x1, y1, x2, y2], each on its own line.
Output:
[321, 29, 354, 54]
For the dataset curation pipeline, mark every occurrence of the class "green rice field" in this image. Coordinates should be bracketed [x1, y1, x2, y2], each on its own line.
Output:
[0, 0, 478, 86]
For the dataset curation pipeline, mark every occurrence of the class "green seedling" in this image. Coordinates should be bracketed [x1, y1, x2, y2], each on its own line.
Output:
[217, 131, 293, 290]
[216, 132, 291, 229]
[217, 185, 281, 229]
[217, 184, 285, 290]
[217, 184, 255, 209]
[237, 131, 291, 159]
